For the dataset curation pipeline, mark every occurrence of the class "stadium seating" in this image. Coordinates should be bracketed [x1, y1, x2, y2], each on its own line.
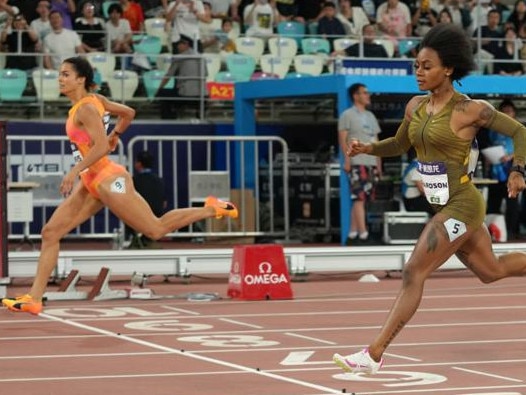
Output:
[107, 70, 139, 101]
[301, 37, 331, 55]
[0, 69, 28, 101]
[32, 69, 60, 101]
[268, 37, 298, 59]
[225, 53, 256, 81]
[293, 55, 324, 76]
[234, 36, 265, 62]
[85, 52, 116, 82]
[144, 18, 169, 48]
[260, 54, 292, 79]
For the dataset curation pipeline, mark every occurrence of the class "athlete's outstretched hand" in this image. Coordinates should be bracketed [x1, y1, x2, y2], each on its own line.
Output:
[60, 171, 76, 197]
[346, 138, 370, 157]
[507, 171, 526, 198]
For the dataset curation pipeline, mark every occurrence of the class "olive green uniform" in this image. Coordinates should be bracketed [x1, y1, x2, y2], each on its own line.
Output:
[370, 92, 526, 229]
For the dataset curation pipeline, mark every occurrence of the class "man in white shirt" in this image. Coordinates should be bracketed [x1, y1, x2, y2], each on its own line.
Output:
[0, 0, 19, 31]
[244, 0, 277, 38]
[43, 10, 84, 70]
[166, 0, 211, 53]
[30, 0, 52, 43]
[105, 3, 132, 55]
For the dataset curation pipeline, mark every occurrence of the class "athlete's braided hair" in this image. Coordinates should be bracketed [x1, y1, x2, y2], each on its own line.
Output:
[63, 56, 96, 91]
[419, 23, 476, 82]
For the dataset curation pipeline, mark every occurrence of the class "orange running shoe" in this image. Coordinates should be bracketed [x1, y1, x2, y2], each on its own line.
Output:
[205, 195, 239, 219]
[2, 294, 43, 315]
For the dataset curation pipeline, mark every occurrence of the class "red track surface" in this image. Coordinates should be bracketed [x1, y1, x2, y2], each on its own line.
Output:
[1, 271, 525, 395]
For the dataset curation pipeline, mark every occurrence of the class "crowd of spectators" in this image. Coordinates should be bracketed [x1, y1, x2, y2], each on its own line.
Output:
[0, 0, 525, 78]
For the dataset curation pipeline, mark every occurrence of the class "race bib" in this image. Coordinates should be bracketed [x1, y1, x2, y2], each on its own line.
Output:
[418, 161, 449, 205]
[70, 143, 83, 163]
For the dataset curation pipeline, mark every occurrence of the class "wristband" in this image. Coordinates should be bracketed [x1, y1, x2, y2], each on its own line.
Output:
[510, 165, 525, 176]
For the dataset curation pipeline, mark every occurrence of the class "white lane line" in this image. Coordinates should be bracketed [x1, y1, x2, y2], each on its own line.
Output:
[0, 370, 256, 383]
[383, 352, 421, 362]
[285, 332, 336, 345]
[35, 306, 526, 322]
[38, 313, 342, 394]
[219, 318, 264, 329]
[160, 306, 200, 315]
[452, 366, 523, 383]
[0, 351, 167, 360]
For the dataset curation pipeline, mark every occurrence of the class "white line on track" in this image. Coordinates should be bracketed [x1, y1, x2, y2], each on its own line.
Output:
[452, 366, 523, 382]
[38, 312, 343, 394]
[160, 306, 200, 315]
[219, 318, 264, 329]
[285, 332, 337, 345]
[383, 352, 421, 362]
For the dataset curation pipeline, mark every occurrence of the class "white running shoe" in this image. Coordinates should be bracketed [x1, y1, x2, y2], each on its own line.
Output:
[333, 348, 384, 374]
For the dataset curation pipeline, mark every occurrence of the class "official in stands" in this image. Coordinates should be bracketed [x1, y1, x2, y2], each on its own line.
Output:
[334, 23, 526, 375]
[156, 34, 206, 119]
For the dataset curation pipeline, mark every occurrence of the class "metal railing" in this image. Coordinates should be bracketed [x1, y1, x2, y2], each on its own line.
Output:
[6, 134, 290, 244]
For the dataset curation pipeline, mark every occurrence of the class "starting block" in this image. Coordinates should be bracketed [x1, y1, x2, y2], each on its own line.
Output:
[44, 270, 89, 301]
[227, 244, 294, 300]
[44, 267, 138, 301]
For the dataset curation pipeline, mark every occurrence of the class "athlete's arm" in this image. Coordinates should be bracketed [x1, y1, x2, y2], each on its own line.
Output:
[95, 94, 135, 151]
[351, 95, 423, 158]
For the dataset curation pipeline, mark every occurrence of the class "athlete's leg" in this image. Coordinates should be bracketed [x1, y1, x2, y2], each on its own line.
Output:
[31, 184, 104, 300]
[367, 212, 474, 361]
[97, 173, 234, 240]
[455, 223, 526, 283]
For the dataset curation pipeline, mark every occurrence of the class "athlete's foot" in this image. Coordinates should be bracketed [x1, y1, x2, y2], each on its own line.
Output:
[2, 294, 43, 315]
[333, 348, 384, 374]
[205, 196, 238, 219]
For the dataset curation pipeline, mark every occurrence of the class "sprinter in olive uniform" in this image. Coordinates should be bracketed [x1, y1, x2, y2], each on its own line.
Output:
[333, 23, 526, 374]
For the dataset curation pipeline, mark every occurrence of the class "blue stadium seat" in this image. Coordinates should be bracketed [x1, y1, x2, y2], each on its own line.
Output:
[0, 69, 28, 101]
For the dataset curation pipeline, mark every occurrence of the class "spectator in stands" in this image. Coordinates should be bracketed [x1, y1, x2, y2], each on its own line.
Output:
[275, 0, 298, 22]
[105, 3, 133, 57]
[8, 0, 39, 23]
[336, 0, 369, 36]
[472, 9, 502, 74]
[296, 0, 323, 24]
[0, 0, 19, 31]
[202, 16, 236, 54]
[199, 1, 216, 47]
[493, 26, 524, 75]
[437, 7, 453, 24]
[376, 0, 412, 46]
[411, 0, 438, 37]
[338, 82, 382, 245]
[156, 34, 206, 118]
[119, 0, 145, 33]
[30, 0, 52, 45]
[243, 0, 278, 39]
[126, 150, 167, 249]
[470, 0, 492, 33]
[504, 0, 526, 32]
[518, 22, 526, 68]
[332, 23, 388, 57]
[43, 10, 84, 70]
[166, 0, 210, 53]
[317, 2, 346, 45]
[74, 2, 106, 52]
[488, 0, 509, 21]
[208, 0, 239, 20]
[50, 0, 75, 29]
[483, 99, 521, 240]
[446, 0, 472, 33]
[0, 13, 39, 70]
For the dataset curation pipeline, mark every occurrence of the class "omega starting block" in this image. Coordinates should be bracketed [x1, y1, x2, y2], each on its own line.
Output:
[44, 267, 152, 302]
